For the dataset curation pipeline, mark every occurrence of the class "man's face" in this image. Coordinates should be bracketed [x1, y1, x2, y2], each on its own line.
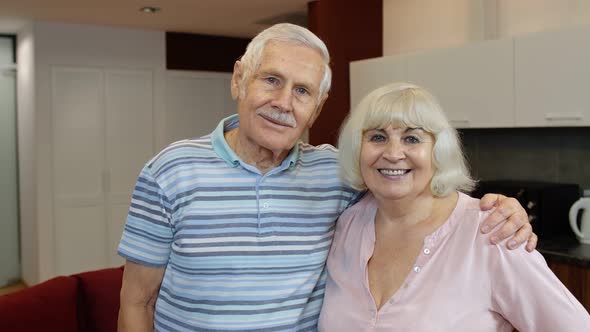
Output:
[232, 41, 327, 155]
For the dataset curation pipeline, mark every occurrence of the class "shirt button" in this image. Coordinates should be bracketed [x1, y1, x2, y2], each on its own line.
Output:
[263, 202, 269, 209]
[413, 266, 421, 273]
[423, 248, 431, 255]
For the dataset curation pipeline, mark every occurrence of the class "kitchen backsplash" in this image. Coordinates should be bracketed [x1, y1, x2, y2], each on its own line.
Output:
[459, 127, 590, 190]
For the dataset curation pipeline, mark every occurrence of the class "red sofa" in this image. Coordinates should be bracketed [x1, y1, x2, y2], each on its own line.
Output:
[0, 266, 124, 332]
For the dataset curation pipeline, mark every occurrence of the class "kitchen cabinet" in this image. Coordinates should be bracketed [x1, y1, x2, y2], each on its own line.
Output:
[350, 39, 514, 128]
[351, 24, 590, 128]
[406, 38, 514, 128]
[546, 258, 590, 312]
[349, 55, 407, 109]
[514, 25, 590, 127]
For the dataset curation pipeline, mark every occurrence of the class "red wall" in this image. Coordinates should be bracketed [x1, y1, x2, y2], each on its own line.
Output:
[308, 0, 383, 146]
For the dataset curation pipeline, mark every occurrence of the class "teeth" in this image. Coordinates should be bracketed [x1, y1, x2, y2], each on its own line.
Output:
[379, 169, 407, 176]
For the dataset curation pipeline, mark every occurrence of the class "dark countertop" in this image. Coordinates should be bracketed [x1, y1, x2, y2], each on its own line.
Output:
[538, 235, 590, 268]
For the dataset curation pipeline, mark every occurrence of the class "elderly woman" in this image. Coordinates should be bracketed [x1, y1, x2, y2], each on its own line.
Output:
[319, 83, 590, 331]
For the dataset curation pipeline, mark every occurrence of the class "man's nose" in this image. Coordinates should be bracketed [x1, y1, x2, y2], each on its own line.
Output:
[271, 87, 294, 111]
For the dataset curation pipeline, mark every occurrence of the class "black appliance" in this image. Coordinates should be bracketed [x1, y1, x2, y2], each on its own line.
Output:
[471, 180, 581, 240]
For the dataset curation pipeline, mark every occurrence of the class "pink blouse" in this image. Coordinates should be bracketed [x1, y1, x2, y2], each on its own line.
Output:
[319, 192, 590, 331]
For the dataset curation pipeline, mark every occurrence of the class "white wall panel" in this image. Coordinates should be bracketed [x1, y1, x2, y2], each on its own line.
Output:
[55, 206, 106, 275]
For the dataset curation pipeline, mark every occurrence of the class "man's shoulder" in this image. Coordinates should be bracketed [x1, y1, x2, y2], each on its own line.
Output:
[298, 142, 339, 160]
[147, 135, 218, 173]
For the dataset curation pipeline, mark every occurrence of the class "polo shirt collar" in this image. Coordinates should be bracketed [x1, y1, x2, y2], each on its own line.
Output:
[211, 114, 301, 171]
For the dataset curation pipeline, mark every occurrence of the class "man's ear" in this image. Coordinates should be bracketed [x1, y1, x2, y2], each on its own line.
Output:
[307, 93, 329, 129]
[230, 61, 243, 100]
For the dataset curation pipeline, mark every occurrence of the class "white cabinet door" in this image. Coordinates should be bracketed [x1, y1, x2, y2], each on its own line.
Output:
[406, 38, 515, 128]
[105, 69, 155, 266]
[52, 66, 157, 274]
[350, 56, 407, 110]
[165, 71, 234, 144]
[515, 25, 590, 126]
[52, 67, 107, 275]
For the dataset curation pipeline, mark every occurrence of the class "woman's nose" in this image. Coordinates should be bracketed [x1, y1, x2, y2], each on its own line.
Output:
[383, 140, 406, 160]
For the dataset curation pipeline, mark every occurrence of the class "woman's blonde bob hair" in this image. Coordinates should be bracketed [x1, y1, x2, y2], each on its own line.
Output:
[338, 82, 475, 197]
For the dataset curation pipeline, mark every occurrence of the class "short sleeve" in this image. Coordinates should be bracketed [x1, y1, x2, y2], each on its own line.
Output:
[490, 245, 590, 331]
[117, 164, 174, 267]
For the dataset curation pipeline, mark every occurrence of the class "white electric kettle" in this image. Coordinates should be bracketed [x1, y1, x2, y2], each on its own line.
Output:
[569, 197, 590, 244]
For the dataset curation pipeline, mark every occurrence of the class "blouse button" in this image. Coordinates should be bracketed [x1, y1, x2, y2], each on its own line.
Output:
[423, 248, 431, 255]
[263, 202, 269, 209]
[413, 266, 421, 273]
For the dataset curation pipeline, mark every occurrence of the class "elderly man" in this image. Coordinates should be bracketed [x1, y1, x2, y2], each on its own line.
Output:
[117, 23, 535, 332]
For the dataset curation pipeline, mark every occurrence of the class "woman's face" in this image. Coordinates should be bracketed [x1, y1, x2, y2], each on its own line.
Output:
[360, 125, 435, 201]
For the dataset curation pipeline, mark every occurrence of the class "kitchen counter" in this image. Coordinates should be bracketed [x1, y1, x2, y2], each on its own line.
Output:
[538, 235, 590, 268]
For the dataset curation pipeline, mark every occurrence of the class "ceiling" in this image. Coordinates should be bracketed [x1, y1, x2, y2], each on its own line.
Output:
[0, 0, 310, 37]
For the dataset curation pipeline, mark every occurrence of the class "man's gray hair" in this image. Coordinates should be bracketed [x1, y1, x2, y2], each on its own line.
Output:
[238, 23, 332, 102]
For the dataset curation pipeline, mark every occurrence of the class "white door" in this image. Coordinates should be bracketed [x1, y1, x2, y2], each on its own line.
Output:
[105, 69, 155, 266]
[52, 67, 106, 275]
[52, 66, 157, 274]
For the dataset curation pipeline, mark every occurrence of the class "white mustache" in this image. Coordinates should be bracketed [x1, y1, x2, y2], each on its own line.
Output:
[256, 108, 297, 128]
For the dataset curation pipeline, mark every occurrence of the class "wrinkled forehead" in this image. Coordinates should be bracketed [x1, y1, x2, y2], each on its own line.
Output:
[257, 42, 325, 86]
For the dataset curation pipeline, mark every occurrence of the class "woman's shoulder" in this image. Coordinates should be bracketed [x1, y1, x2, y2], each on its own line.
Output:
[444, 193, 495, 245]
[452, 192, 527, 253]
[453, 192, 493, 227]
[336, 193, 378, 229]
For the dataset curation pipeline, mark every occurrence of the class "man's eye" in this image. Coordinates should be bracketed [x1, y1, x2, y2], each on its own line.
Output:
[265, 77, 279, 85]
[404, 136, 420, 144]
[295, 87, 309, 96]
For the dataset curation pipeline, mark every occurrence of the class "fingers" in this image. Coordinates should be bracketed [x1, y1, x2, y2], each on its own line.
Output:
[525, 232, 538, 252]
[479, 193, 505, 211]
[489, 214, 529, 246]
[480, 197, 524, 234]
[482, 201, 533, 243]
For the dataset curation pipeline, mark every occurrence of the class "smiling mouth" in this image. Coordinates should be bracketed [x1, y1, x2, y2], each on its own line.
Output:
[379, 169, 411, 176]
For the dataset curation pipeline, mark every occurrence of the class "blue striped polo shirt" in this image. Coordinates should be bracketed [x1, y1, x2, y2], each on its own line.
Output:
[118, 115, 358, 332]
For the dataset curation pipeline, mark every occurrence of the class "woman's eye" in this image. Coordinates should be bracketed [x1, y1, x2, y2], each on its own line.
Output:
[369, 134, 387, 143]
[404, 136, 421, 144]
